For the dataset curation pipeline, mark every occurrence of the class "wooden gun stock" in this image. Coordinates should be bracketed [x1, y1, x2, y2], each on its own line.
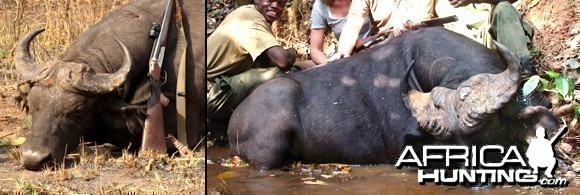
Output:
[141, 77, 169, 155]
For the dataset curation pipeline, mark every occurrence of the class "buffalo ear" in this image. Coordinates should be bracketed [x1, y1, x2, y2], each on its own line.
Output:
[104, 98, 147, 135]
[14, 82, 32, 113]
[516, 106, 559, 135]
[120, 104, 147, 135]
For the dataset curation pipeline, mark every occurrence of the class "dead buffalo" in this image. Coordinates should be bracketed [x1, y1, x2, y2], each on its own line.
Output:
[228, 27, 557, 170]
[14, 0, 205, 170]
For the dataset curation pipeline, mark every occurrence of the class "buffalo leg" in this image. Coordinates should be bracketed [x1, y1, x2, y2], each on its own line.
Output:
[228, 78, 301, 170]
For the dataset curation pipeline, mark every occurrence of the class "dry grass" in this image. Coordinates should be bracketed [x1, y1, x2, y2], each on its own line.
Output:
[9, 145, 21, 160]
[272, 0, 316, 61]
[0, 0, 131, 84]
[0, 1, 205, 193]
[10, 144, 205, 194]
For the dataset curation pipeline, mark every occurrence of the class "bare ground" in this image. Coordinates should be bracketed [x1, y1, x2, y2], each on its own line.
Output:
[520, 0, 579, 164]
[0, 81, 205, 194]
[0, 0, 205, 193]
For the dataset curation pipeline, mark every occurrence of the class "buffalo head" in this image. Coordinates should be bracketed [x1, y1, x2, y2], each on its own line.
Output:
[14, 29, 133, 170]
[402, 41, 557, 144]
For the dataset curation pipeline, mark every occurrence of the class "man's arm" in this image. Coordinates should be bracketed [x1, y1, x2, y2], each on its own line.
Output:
[330, 16, 364, 62]
[449, 0, 516, 7]
[263, 46, 296, 71]
[310, 28, 328, 65]
[353, 33, 386, 52]
[241, 19, 295, 71]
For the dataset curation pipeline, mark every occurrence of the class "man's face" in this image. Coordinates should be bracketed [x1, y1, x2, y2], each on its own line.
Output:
[256, 0, 286, 23]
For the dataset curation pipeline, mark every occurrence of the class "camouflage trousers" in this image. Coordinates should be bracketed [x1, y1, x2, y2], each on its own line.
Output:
[436, 1, 534, 73]
[489, 2, 534, 73]
[207, 67, 282, 121]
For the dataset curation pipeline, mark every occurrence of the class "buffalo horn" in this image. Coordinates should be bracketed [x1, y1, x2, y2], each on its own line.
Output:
[14, 29, 50, 82]
[72, 38, 133, 94]
[403, 42, 521, 140]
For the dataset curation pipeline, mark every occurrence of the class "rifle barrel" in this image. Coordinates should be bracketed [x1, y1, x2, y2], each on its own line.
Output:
[421, 15, 458, 27]
[549, 126, 567, 145]
[150, 0, 174, 63]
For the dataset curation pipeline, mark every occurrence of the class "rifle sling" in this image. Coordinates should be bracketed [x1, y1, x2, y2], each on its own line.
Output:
[175, 0, 189, 148]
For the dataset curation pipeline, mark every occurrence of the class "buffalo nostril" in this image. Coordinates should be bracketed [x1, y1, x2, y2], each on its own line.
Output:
[20, 150, 51, 170]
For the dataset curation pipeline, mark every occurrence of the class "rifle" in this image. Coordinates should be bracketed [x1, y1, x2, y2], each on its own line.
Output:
[360, 15, 459, 49]
[141, 0, 174, 155]
[549, 119, 568, 145]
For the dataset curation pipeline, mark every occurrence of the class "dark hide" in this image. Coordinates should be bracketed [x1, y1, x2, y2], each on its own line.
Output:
[228, 27, 557, 170]
[16, 0, 205, 170]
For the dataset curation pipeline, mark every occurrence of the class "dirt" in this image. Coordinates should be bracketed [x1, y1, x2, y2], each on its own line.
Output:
[520, 0, 580, 71]
[0, 81, 205, 193]
[0, 83, 28, 141]
[0, 0, 206, 193]
[0, 146, 205, 194]
[519, 0, 580, 144]
[0, 0, 577, 193]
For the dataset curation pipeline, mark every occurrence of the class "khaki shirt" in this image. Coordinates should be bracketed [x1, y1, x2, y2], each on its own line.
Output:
[348, 0, 434, 32]
[434, 0, 494, 46]
[207, 5, 280, 80]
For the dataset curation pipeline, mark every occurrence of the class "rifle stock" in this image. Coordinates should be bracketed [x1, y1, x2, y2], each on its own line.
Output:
[140, 0, 175, 155]
[141, 77, 167, 154]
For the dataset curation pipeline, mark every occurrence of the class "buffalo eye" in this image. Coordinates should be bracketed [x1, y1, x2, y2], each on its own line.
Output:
[68, 104, 85, 116]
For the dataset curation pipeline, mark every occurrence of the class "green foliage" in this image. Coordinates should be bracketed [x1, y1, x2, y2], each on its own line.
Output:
[522, 70, 575, 99]
[522, 75, 539, 96]
[544, 70, 560, 78]
[554, 75, 573, 98]
[539, 77, 550, 90]
[572, 105, 580, 127]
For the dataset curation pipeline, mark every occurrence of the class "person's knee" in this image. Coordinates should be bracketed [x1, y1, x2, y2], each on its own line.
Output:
[494, 2, 519, 18]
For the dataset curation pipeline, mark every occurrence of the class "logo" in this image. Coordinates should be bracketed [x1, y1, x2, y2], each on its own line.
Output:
[395, 125, 568, 187]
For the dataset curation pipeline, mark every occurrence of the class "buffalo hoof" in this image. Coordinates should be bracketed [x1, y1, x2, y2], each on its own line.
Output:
[20, 149, 51, 170]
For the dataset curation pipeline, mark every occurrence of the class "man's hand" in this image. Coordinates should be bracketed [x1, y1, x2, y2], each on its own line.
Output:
[265, 46, 296, 71]
[404, 21, 427, 30]
[449, 0, 478, 8]
[377, 28, 391, 37]
[327, 52, 346, 63]
[392, 25, 408, 37]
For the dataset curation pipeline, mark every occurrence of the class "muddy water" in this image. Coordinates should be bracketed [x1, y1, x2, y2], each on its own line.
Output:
[208, 146, 578, 194]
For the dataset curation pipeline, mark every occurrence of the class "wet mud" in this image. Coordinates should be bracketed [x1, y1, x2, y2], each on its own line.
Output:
[208, 146, 578, 194]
